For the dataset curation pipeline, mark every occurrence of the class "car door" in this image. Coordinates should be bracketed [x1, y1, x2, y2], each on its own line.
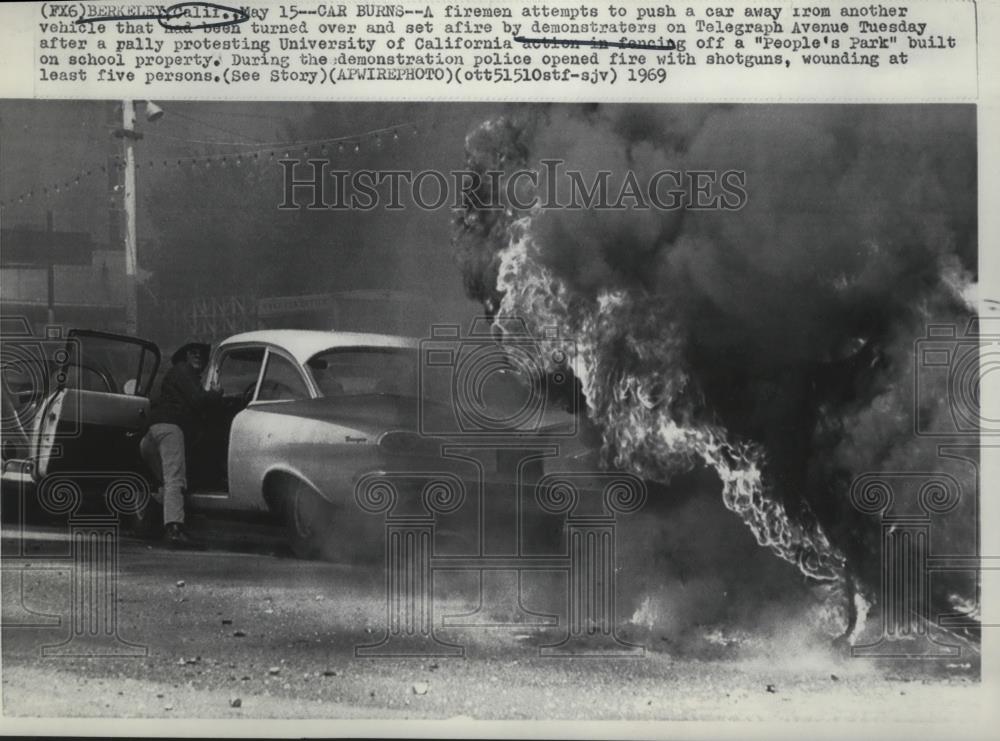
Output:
[34, 329, 160, 481]
[185, 344, 266, 507]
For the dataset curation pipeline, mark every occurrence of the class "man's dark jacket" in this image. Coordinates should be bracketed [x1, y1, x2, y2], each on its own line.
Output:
[149, 362, 218, 435]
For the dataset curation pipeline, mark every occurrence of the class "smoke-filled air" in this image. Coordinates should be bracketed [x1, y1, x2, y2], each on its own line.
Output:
[452, 104, 978, 646]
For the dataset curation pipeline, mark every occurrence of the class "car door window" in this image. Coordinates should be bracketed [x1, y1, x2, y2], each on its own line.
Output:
[63, 363, 115, 392]
[216, 347, 265, 399]
[256, 352, 309, 402]
[65, 330, 160, 396]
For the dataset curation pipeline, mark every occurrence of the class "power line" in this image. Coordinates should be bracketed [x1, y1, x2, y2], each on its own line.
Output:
[0, 122, 419, 210]
[154, 104, 268, 143]
[141, 122, 413, 149]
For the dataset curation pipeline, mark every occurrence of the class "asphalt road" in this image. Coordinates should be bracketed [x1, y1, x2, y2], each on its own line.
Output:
[0, 512, 988, 729]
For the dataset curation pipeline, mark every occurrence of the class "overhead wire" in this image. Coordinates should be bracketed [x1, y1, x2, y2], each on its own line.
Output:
[0, 120, 418, 209]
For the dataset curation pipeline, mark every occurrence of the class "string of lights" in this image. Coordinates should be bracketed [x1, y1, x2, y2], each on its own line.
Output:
[0, 121, 419, 209]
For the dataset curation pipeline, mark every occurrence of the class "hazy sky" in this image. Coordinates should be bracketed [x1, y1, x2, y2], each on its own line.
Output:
[0, 100, 508, 326]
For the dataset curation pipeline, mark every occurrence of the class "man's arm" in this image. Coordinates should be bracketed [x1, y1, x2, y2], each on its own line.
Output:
[164, 366, 222, 409]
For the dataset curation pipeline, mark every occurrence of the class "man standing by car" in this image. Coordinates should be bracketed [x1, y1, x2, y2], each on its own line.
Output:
[140, 342, 220, 548]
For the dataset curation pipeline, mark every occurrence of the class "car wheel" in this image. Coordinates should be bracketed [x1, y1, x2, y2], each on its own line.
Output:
[285, 482, 338, 560]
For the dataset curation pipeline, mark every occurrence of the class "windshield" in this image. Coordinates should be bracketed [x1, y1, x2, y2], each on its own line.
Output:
[307, 347, 433, 399]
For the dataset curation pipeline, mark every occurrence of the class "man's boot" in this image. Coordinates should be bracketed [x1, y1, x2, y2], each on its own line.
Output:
[164, 522, 203, 550]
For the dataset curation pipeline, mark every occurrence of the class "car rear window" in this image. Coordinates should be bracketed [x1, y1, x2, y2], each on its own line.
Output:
[306, 347, 418, 397]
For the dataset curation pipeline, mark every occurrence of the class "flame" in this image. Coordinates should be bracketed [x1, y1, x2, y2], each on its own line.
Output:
[454, 108, 979, 643]
[497, 217, 847, 585]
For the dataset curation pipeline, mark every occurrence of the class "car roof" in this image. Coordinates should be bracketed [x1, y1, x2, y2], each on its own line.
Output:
[218, 330, 420, 366]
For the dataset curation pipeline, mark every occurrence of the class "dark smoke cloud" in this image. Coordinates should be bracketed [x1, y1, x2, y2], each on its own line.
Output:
[453, 104, 977, 637]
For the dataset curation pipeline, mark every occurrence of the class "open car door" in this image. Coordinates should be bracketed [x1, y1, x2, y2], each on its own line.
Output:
[34, 330, 160, 481]
[186, 344, 266, 502]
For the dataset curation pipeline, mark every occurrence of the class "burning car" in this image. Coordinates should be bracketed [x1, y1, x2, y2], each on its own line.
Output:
[1, 326, 584, 559]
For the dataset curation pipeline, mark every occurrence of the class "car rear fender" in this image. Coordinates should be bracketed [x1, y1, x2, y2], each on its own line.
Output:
[260, 467, 329, 515]
[229, 406, 381, 510]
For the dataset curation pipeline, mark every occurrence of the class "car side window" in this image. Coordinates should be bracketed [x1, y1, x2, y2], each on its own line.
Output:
[216, 347, 266, 398]
[63, 363, 114, 393]
[256, 352, 309, 402]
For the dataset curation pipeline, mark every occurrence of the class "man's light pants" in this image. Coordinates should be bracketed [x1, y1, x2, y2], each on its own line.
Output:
[139, 422, 186, 526]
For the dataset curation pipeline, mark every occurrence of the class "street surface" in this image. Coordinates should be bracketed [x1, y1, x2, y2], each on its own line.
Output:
[0, 513, 984, 725]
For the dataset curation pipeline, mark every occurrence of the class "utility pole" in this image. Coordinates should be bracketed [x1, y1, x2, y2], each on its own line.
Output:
[46, 210, 55, 326]
[121, 100, 139, 336]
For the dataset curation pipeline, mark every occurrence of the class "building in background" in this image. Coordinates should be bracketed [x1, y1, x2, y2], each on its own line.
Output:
[157, 288, 434, 348]
[0, 222, 127, 335]
[1, 101, 481, 348]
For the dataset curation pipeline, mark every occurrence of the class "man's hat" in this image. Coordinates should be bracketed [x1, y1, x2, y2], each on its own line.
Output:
[171, 342, 210, 365]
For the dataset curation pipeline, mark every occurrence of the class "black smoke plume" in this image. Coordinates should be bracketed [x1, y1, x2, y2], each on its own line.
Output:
[452, 105, 978, 641]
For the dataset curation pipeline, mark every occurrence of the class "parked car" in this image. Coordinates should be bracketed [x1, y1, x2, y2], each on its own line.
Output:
[2, 328, 585, 559]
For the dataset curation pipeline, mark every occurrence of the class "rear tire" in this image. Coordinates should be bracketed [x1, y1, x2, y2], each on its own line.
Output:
[284, 481, 339, 560]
